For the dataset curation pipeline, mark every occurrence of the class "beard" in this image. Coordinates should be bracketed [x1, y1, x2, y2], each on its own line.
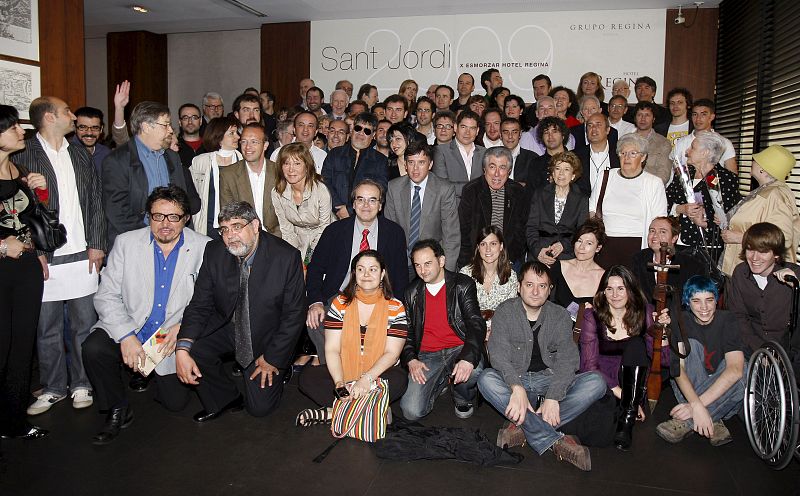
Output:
[226, 240, 253, 258]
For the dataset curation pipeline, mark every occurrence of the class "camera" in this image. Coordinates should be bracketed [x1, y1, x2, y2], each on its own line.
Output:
[674, 14, 685, 24]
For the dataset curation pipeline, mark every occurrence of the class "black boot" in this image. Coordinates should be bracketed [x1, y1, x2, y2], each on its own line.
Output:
[92, 406, 134, 445]
[614, 366, 648, 451]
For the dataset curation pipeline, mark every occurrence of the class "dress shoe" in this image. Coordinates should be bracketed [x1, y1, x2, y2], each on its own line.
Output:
[1, 425, 49, 440]
[129, 374, 151, 393]
[193, 395, 244, 423]
[92, 406, 134, 445]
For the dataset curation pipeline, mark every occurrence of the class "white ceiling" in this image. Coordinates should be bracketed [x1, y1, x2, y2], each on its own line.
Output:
[83, 0, 721, 38]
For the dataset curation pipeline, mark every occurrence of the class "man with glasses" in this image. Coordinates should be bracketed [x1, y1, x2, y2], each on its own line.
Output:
[608, 95, 637, 138]
[175, 103, 204, 169]
[70, 106, 112, 178]
[433, 111, 456, 149]
[321, 112, 388, 219]
[432, 110, 486, 199]
[305, 179, 408, 364]
[82, 186, 209, 444]
[103, 101, 201, 250]
[201, 92, 224, 124]
[327, 119, 349, 150]
[176, 200, 306, 421]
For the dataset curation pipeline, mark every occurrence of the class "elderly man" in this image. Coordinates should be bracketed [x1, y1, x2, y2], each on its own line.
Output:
[176, 201, 306, 421]
[103, 101, 201, 250]
[458, 146, 530, 267]
[328, 89, 349, 121]
[432, 110, 486, 199]
[82, 186, 209, 444]
[519, 96, 576, 156]
[608, 95, 637, 138]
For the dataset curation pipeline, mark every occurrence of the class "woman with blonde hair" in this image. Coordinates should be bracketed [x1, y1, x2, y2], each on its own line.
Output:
[576, 71, 608, 114]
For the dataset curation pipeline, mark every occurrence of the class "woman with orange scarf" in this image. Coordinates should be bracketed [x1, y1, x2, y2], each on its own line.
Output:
[296, 250, 408, 426]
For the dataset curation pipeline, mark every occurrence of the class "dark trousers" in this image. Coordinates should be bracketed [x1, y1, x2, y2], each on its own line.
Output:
[0, 253, 43, 434]
[298, 364, 408, 407]
[190, 328, 284, 417]
[82, 330, 192, 412]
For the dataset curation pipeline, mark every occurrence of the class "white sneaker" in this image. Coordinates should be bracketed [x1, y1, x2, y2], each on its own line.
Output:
[71, 389, 94, 409]
[27, 393, 66, 415]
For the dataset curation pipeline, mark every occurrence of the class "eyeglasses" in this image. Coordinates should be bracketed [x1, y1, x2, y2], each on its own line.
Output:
[152, 121, 173, 130]
[77, 125, 102, 132]
[204, 104, 223, 110]
[149, 212, 185, 222]
[435, 124, 454, 130]
[619, 151, 643, 158]
[354, 196, 380, 206]
[353, 125, 373, 136]
[217, 220, 252, 236]
[609, 104, 627, 110]
[179, 115, 201, 122]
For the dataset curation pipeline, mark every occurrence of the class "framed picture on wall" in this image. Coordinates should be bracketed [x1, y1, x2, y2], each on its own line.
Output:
[0, 58, 40, 120]
[0, 0, 39, 62]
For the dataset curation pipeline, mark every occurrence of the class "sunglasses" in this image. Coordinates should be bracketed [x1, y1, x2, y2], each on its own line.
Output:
[353, 124, 373, 136]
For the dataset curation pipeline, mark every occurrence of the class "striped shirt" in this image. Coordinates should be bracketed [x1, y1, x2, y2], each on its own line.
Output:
[490, 186, 505, 231]
[324, 295, 409, 340]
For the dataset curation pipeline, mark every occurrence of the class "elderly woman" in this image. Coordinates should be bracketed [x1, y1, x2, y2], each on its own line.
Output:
[387, 122, 426, 180]
[576, 71, 608, 115]
[271, 142, 332, 265]
[656, 276, 745, 447]
[527, 152, 589, 267]
[0, 105, 49, 439]
[580, 265, 671, 450]
[460, 226, 519, 314]
[550, 86, 581, 128]
[357, 84, 379, 108]
[719, 144, 800, 275]
[189, 116, 242, 237]
[590, 133, 668, 269]
[666, 130, 741, 260]
[296, 250, 408, 425]
[550, 218, 607, 311]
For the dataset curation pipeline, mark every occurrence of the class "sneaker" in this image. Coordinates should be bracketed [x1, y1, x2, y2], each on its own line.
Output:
[26, 393, 66, 416]
[71, 388, 94, 409]
[656, 418, 694, 444]
[496, 420, 526, 449]
[454, 403, 474, 419]
[710, 420, 732, 447]
[552, 435, 592, 471]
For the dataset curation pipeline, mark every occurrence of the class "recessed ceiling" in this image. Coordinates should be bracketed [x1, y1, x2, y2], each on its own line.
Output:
[83, 0, 720, 38]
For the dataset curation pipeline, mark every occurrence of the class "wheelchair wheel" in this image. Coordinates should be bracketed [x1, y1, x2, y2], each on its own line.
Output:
[743, 341, 799, 470]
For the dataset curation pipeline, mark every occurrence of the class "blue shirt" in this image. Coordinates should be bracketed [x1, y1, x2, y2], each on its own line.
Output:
[135, 135, 170, 194]
[137, 232, 185, 343]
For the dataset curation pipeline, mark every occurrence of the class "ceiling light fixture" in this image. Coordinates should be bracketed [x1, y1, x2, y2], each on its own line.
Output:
[131, 5, 149, 13]
[221, 0, 268, 18]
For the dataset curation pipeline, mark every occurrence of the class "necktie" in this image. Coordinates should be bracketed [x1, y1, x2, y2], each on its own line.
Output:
[359, 229, 370, 252]
[234, 258, 254, 367]
[409, 185, 421, 251]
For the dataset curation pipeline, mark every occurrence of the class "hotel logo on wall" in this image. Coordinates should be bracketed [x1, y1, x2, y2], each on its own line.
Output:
[311, 10, 665, 103]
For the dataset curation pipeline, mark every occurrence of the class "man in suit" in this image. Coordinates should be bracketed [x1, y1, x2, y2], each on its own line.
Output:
[306, 179, 408, 363]
[14, 96, 106, 416]
[384, 142, 459, 271]
[432, 110, 486, 199]
[82, 186, 209, 444]
[574, 113, 620, 197]
[102, 101, 201, 251]
[570, 95, 619, 153]
[219, 123, 279, 236]
[176, 201, 306, 421]
[458, 147, 530, 268]
[321, 112, 388, 219]
[500, 117, 536, 185]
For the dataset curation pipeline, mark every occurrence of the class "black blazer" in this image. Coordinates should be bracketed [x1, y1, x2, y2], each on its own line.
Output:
[513, 148, 537, 186]
[525, 152, 552, 194]
[305, 216, 408, 305]
[632, 247, 706, 303]
[526, 183, 588, 260]
[458, 177, 530, 266]
[179, 231, 306, 369]
[102, 139, 201, 250]
[574, 144, 621, 198]
[12, 137, 106, 259]
[401, 270, 486, 367]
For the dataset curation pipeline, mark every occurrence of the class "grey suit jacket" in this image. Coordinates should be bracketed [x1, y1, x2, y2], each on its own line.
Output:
[12, 137, 106, 260]
[384, 173, 459, 270]
[218, 159, 280, 236]
[93, 227, 210, 375]
[432, 140, 486, 198]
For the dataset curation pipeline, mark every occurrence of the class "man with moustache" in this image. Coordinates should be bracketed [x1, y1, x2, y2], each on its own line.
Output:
[232, 94, 262, 128]
[374, 119, 392, 157]
[176, 103, 204, 169]
[70, 107, 111, 178]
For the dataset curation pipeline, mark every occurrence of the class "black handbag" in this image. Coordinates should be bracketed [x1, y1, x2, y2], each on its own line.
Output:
[25, 192, 67, 252]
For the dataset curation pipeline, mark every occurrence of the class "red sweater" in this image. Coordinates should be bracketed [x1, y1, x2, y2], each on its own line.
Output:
[420, 285, 464, 352]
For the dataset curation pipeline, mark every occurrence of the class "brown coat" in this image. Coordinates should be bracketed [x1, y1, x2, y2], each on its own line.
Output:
[218, 159, 280, 236]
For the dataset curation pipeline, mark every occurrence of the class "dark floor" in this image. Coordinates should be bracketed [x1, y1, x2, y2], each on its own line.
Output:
[2, 366, 798, 496]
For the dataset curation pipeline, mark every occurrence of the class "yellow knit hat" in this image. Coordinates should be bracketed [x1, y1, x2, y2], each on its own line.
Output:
[753, 144, 796, 180]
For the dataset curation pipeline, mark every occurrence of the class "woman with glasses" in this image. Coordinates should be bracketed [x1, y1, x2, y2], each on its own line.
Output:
[387, 122, 427, 180]
[189, 116, 242, 238]
[590, 133, 667, 269]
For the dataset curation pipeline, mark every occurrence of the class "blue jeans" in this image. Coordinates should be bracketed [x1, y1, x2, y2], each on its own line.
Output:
[400, 345, 483, 421]
[478, 368, 606, 454]
[670, 338, 745, 425]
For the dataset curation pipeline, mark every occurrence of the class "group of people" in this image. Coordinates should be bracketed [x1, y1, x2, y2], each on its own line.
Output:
[1, 67, 799, 473]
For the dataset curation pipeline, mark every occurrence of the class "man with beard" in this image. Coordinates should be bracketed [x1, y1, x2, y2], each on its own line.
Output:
[176, 200, 306, 421]
[70, 107, 111, 178]
[232, 94, 262, 129]
[374, 119, 392, 157]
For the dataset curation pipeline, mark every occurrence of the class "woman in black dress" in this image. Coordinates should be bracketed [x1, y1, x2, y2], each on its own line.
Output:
[549, 218, 606, 312]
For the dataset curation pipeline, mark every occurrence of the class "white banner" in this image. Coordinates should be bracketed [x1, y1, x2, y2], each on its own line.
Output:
[311, 10, 665, 104]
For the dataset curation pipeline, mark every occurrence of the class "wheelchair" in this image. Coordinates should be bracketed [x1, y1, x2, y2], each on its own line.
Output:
[742, 277, 800, 470]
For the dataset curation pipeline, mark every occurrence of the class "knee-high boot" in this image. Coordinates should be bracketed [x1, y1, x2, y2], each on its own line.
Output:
[614, 365, 648, 451]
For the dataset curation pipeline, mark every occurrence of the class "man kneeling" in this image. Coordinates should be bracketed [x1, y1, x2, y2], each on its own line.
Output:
[477, 261, 606, 471]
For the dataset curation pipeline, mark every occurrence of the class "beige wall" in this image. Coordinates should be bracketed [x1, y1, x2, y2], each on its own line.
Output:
[84, 37, 108, 120]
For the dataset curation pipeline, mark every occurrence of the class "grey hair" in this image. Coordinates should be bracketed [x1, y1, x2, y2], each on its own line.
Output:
[202, 92, 224, 107]
[536, 95, 555, 106]
[218, 201, 259, 224]
[130, 101, 170, 135]
[483, 146, 513, 173]
[616, 132, 649, 156]
[579, 95, 601, 110]
[692, 130, 726, 165]
[350, 178, 385, 203]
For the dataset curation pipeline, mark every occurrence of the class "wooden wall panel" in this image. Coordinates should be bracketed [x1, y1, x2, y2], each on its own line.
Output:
[38, 0, 85, 108]
[261, 22, 311, 111]
[106, 31, 168, 121]
[663, 8, 719, 103]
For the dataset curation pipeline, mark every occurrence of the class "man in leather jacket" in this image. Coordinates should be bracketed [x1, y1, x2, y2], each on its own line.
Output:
[400, 239, 486, 420]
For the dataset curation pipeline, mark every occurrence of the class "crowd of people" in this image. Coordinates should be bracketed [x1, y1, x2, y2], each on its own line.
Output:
[1, 67, 799, 473]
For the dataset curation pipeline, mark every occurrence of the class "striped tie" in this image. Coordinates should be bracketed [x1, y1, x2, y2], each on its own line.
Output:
[409, 185, 421, 251]
[359, 229, 370, 252]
